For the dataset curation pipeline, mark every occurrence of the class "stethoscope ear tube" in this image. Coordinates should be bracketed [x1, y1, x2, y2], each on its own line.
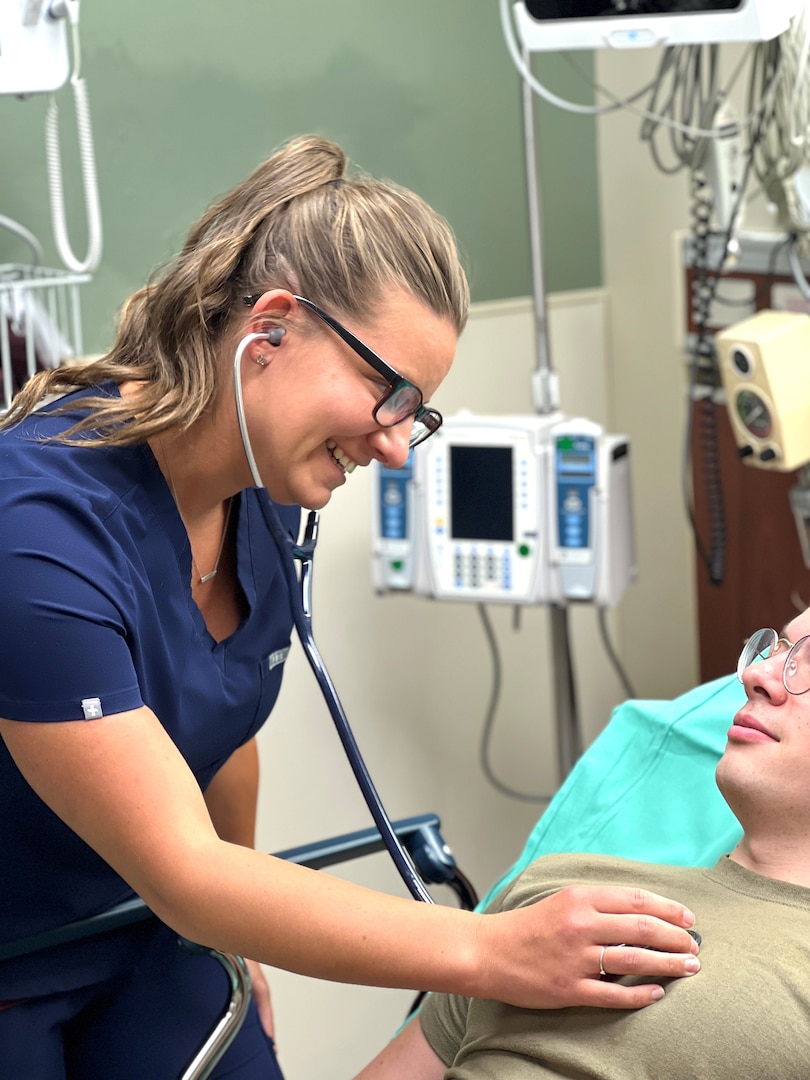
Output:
[233, 331, 432, 904]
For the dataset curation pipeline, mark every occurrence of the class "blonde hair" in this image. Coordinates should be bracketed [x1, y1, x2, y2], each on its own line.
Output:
[3, 134, 469, 445]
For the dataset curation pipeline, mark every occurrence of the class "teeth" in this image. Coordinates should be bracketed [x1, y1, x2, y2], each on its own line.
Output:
[326, 439, 357, 475]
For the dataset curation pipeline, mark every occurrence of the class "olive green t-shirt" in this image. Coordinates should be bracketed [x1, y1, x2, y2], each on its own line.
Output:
[420, 853, 810, 1079]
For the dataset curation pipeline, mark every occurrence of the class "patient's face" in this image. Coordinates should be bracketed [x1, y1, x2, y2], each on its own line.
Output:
[716, 605, 810, 825]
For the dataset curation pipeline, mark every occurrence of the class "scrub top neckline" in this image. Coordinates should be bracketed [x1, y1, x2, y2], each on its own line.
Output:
[138, 441, 256, 654]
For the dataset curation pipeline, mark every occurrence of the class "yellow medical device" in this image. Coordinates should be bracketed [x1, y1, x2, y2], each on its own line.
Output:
[716, 309, 810, 472]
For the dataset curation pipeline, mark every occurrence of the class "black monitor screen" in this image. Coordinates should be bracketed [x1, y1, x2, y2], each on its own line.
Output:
[525, 2, 741, 17]
[450, 446, 513, 542]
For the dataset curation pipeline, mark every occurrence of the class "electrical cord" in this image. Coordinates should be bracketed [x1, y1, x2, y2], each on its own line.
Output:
[787, 233, 810, 299]
[500, 0, 784, 143]
[477, 603, 552, 804]
[682, 170, 728, 586]
[476, 602, 639, 803]
[596, 607, 637, 701]
[0, 217, 44, 267]
[45, 5, 103, 274]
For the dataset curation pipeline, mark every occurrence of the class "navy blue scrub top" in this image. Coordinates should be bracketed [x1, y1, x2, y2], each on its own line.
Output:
[0, 385, 301, 997]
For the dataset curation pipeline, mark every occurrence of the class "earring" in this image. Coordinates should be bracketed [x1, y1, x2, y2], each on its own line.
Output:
[255, 354, 270, 367]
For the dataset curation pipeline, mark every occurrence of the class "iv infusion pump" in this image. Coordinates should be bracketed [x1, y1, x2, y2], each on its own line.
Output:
[372, 413, 636, 607]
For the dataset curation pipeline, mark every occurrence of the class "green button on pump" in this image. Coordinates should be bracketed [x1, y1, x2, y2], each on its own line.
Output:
[518, 544, 531, 558]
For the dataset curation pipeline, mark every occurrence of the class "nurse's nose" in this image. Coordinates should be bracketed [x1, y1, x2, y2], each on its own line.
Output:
[368, 419, 412, 469]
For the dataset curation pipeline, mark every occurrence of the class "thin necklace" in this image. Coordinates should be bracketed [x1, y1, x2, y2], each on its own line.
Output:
[158, 444, 233, 585]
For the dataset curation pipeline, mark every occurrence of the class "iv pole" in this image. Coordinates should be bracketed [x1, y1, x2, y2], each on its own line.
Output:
[520, 45, 583, 779]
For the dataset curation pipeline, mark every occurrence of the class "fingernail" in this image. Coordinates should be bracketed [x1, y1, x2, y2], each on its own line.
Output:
[685, 957, 701, 974]
[651, 987, 665, 1001]
[682, 909, 696, 926]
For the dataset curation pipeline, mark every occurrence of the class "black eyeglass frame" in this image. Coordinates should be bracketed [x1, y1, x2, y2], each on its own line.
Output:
[242, 293, 442, 447]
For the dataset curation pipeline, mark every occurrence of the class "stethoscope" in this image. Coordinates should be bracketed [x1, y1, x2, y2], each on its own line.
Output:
[233, 330, 434, 905]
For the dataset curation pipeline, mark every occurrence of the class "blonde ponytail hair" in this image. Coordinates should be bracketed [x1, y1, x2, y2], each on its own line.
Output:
[3, 135, 469, 445]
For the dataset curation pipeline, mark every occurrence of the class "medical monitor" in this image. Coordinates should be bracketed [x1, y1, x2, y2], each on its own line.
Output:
[0, 2, 71, 96]
[512, 0, 803, 50]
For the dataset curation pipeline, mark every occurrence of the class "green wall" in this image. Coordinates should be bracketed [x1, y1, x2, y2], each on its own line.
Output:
[1, 2, 600, 354]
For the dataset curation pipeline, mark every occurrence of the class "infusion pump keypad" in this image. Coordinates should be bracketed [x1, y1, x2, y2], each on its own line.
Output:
[451, 546, 518, 591]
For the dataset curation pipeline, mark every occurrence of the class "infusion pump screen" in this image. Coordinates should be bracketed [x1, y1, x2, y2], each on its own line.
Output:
[450, 446, 513, 542]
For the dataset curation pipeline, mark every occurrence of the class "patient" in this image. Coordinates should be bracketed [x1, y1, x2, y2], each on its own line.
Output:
[356, 610, 810, 1079]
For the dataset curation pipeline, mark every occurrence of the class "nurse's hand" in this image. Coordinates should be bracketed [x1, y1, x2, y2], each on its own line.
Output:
[479, 884, 700, 1010]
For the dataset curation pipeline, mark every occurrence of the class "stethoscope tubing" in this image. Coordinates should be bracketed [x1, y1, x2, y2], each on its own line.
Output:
[233, 332, 433, 905]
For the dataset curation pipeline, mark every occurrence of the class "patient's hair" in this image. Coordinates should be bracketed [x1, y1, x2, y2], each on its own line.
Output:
[3, 134, 469, 445]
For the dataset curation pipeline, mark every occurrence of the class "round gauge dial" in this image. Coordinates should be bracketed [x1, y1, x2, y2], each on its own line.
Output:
[735, 389, 772, 438]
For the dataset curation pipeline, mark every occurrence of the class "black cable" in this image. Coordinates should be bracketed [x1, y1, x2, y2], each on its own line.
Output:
[683, 170, 722, 582]
[682, 130, 758, 587]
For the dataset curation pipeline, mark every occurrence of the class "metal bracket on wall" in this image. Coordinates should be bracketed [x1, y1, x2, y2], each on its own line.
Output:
[679, 229, 810, 355]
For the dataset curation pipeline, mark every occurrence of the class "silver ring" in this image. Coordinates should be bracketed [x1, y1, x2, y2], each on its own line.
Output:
[599, 945, 607, 977]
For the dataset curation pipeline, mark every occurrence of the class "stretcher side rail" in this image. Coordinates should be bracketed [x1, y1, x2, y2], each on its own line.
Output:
[0, 813, 469, 1080]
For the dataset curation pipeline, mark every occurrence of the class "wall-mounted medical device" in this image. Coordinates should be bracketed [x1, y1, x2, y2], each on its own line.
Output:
[549, 417, 636, 606]
[372, 412, 636, 607]
[372, 452, 417, 593]
[0, 1, 73, 97]
[512, 0, 803, 51]
[716, 309, 810, 472]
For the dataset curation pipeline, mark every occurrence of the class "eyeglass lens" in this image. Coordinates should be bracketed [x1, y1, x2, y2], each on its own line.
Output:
[737, 628, 810, 694]
[376, 383, 422, 425]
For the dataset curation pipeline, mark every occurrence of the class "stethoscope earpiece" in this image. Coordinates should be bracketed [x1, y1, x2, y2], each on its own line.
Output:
[254, 326, 286, 366]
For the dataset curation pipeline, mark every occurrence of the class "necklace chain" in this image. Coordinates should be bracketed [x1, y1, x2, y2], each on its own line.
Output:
[195, 498, 233, 584]
[158, 444, 233, 585]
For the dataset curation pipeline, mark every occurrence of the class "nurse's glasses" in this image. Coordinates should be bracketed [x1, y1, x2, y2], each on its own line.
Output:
[242, 293, 443, 448]
[736, 627, 810, 695]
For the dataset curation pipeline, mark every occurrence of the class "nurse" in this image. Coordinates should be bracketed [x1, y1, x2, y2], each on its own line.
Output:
[0, 134, 699, 1079]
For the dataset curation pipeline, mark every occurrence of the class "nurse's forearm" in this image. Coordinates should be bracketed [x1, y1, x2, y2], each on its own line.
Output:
[156, 834, 485, 996]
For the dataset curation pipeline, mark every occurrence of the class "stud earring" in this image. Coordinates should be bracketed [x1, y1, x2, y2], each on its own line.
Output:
[255, 354, 270, 367]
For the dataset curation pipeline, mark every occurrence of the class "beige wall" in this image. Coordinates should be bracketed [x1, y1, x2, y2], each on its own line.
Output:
[594, 46, 701, 701]
[256, 289, 669, 1077]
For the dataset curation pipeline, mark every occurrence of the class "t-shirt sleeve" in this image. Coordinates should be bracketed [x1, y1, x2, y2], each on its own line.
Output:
[0, 480, 142, 721]
[419, 987, 472, 1068]
[416, 878, 529, 1066]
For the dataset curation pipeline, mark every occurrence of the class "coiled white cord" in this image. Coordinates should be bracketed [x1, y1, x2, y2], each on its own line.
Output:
[45, 6, 103, 273]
